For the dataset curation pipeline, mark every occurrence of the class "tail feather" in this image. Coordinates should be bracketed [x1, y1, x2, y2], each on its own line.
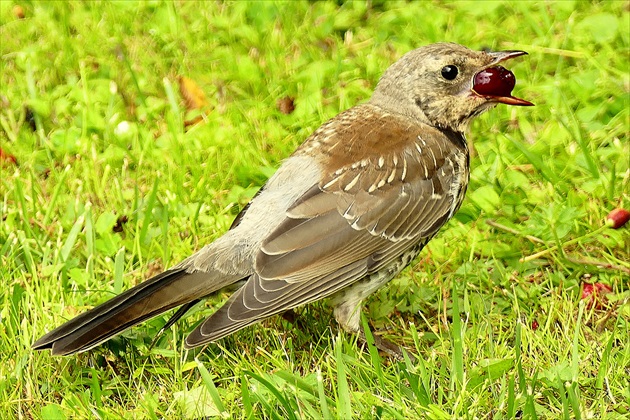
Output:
[32, 269, 241, 355]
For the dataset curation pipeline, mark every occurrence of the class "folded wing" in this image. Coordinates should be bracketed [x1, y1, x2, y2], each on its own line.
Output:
[185, 108, 468, 346]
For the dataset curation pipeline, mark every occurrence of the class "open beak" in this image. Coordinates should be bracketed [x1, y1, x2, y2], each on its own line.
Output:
[472, 50, 534, 106]
[488, 50, 529, 64]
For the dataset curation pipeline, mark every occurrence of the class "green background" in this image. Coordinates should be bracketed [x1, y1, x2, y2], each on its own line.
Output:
[1, 1, 628, 418]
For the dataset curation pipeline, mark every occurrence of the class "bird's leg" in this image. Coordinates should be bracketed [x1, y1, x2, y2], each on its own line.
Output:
[150, 299, 200, 349]
[280, 308, 298, 324]
[357, 327, 414, 362]
[332, 292, 414, 362]
[280, 308, 308, 330]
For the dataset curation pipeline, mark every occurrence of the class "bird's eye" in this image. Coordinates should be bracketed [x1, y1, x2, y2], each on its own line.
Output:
[441, 65, 459, 80]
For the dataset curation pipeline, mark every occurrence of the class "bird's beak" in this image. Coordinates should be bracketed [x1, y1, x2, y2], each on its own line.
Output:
[472, 50, 534, 107]
[487, 50, 529, 64]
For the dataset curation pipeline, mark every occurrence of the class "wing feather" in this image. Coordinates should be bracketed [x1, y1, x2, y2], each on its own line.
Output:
[188, 107, 469, 344]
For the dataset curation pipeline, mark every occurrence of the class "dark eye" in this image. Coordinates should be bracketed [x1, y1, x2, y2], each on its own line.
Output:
[441, 65, 459, 80]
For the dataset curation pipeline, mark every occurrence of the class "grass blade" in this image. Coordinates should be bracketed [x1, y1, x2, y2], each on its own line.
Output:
[60, 213, 85, 263]
[451, 278, 464, 392]
[316, 368, 332, 420]
[139, 177, 160, 245]
[244, 370, 297, 420]
[113, 247, 125, 294]
[504, 134, 562, 184]
[360, 315, 384, 388]
[196, 359, 227, 418]
[334, 337, 352, 420]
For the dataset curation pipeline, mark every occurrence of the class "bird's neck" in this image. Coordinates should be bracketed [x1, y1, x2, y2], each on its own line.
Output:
[368, 95, 467, 149]
[368, 92, 433, 127]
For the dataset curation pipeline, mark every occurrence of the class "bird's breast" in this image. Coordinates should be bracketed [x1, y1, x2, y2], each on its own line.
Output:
[445, 147, 470, 217]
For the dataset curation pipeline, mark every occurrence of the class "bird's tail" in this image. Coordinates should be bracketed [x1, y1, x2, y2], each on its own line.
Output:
[32, 268, 242, 356]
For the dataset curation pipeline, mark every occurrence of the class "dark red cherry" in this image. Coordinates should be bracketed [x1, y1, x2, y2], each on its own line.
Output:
[606, 208, 630, 229]
[473, 66, 516, 97]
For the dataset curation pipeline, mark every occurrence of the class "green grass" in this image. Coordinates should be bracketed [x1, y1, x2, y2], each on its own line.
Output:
[1, 1, 628, 418]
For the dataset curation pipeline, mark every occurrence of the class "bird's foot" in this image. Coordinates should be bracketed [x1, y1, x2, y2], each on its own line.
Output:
[357, 328, 415, 363]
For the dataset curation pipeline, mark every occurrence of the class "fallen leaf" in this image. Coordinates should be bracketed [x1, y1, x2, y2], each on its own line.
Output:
[277, 96, 295, 114]
[178, 76, 209, 111]
[13, 5, 25, 19]
[0, 147, 17, 165]
[184, 115, 205, 128]
[143, 261, 163, 281]
[25, 106, 37, 132]
[113, 215, 128, 233]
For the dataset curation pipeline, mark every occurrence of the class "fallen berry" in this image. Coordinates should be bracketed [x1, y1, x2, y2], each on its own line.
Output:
[606, 208, 630, 229]
[581, 282, 613, 309]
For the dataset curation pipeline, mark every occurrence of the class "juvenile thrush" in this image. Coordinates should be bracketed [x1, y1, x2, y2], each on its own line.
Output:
[33, 43, 532, 356]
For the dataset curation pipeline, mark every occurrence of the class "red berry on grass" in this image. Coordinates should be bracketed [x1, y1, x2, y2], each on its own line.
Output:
[606, 208, 630, 229]
[581, 282, 613, 309]
[473, 66, 516, 97]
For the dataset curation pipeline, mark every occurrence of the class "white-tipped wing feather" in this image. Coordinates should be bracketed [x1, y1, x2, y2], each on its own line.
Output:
[185, 106, 469, 346]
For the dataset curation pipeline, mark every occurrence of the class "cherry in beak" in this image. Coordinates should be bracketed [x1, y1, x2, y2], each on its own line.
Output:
[472, 50, 534, 106]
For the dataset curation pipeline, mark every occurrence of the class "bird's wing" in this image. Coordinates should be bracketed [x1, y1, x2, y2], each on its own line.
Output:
[186, 109, 468, 345]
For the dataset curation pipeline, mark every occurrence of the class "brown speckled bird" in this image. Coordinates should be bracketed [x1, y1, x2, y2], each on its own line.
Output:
[33, 43, 532, 357]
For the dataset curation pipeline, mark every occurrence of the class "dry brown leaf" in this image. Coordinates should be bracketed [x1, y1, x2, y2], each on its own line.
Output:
[13, 5, 25, 19]
[178, 76, 209, 111]
[0, 147, 17, 165]
[277, 96, 295, 114]
[184, 115, 205, 128]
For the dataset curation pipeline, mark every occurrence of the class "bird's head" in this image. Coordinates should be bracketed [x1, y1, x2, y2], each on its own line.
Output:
[371, 42, 533, 132]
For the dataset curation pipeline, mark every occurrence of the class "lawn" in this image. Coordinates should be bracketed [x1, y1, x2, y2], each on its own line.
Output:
[1, 1, 628, 418]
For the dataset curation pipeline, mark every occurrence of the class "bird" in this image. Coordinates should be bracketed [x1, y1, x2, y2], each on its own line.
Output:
[33, 42, 533, 357]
